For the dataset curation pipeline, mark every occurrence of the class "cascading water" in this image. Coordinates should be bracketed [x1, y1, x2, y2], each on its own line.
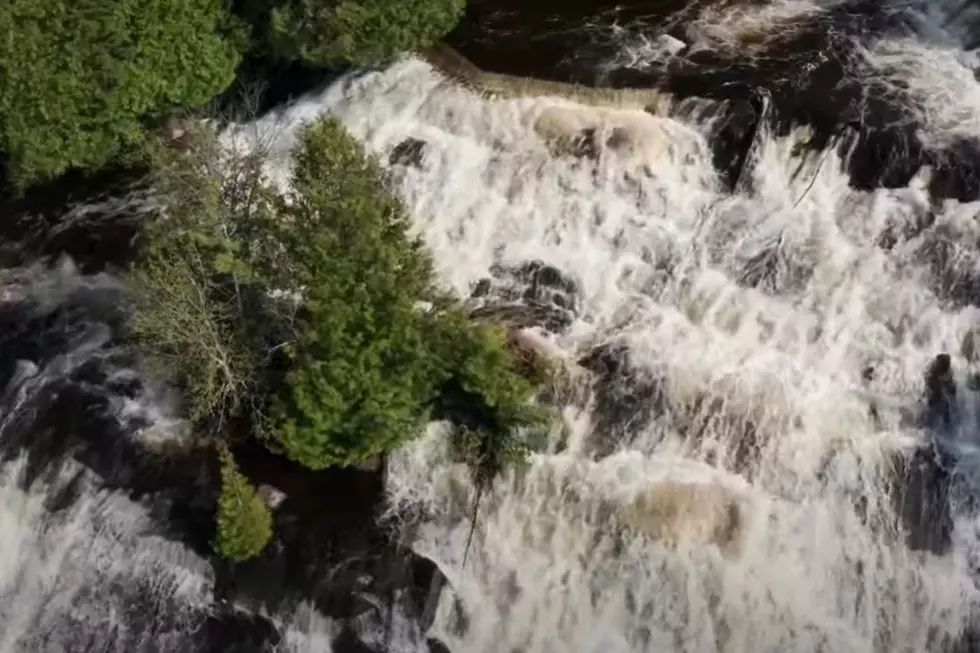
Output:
[232, 9, 980, 647]
[7, 0, 980, 651]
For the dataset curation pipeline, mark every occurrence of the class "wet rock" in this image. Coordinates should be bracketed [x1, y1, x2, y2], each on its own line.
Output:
[216, 442, 445, 637]
[513, 259, 577, 297]
[667, 95, 763, 192]
[924, 353, 957, 430]
[470, 302, 572, 332]
[862, 365, 882, 426]
[0, 168, 148, 273]
[579, 343, 667, 455]
[844, 124, 925, 193]
[886, 442, 955, 555]
[553, 128, 601, 160]
[332, 626, 380, 653]
[905, 220, 980, 309]
[389, 138, 428, 168]
[257, 484, 287, 510]
[469, 259, 579, 333]
[469, 277, 492, 298]
[427, 637, 454, 653]
[927, 139, 980, 204]
[202, 606, 281, 653]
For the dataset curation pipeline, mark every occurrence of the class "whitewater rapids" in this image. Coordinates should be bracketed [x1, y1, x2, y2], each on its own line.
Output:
[3, 0, 980, 650]
[227, 49, 980, 652]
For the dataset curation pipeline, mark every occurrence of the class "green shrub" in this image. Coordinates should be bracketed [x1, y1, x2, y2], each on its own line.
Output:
[0, 0, 244, 188]
[265, 0, 465, 67]
[215, 448, 273, 562]
[431, 316, 548, 478]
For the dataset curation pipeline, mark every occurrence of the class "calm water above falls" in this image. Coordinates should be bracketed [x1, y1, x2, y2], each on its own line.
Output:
[8, 0, 980, 651]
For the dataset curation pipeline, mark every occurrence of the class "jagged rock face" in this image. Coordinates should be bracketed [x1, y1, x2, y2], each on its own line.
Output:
[469, 259, 579, 333]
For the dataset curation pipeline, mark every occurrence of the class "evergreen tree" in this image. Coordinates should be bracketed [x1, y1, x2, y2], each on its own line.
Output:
[0, 0, 244, 187]
[264, 0, 465, 67]
[215, 448, 273, 562]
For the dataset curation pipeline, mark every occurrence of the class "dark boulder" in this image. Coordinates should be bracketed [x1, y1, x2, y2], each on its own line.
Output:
[924, 353, 957, 430]
[427, 637, 454, 653]
[469, 259, 579, 333]
[886, 442, 956, 555]
[666, 95, 763, 192]
[201, 606, 281, 653]
[390, 138, 428, 169]
[216, 441, 446, 638]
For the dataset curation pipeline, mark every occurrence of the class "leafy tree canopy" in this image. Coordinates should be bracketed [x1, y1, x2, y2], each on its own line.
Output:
[0, 0, 244, 188]
[263, 0, 465, 67]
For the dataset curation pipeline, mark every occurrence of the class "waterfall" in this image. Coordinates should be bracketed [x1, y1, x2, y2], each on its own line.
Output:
[6, 0, 980, 650]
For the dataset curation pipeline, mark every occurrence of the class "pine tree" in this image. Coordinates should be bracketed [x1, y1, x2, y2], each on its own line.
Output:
[215, 448, 273, 562]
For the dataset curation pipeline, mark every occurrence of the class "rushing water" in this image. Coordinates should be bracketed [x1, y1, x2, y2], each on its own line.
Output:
[7, 0, 980, 651]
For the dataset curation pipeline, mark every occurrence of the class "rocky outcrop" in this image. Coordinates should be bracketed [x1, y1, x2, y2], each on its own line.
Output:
[420, 43, 664, 109]
[886, 442, 956, 556]
[469, 259, 579, 333]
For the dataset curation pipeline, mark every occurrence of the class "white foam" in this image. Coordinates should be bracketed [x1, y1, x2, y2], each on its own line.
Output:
[232, 56, 980, 651]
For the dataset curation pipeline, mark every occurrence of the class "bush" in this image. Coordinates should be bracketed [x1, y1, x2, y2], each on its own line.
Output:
[215, 448, 273, 562]
[431, 315, 549, 479]
[0, 0, 244, 188]
[130, 115, 548, 473]
[264, 0, 465, 67]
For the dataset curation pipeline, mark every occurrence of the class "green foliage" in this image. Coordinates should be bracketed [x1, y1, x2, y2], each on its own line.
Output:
[128, 121, 281, 423]
[131, 115, 548, 475]
[431, 316, 548, 477]
[269, 118, 443, 468]
[0, 0, 244, 188]
[216, 448, 273, 562]
[264, 0, 465, 67]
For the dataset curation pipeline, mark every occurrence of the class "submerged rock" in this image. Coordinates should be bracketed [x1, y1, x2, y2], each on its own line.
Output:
[886, 442, 956, 556]
[623, 481, 745, 554]
[389, 138, 428, 168]
[202, 606, 281, 653]
[924, 353, 957, 430]
[579, 343, 667, 455]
